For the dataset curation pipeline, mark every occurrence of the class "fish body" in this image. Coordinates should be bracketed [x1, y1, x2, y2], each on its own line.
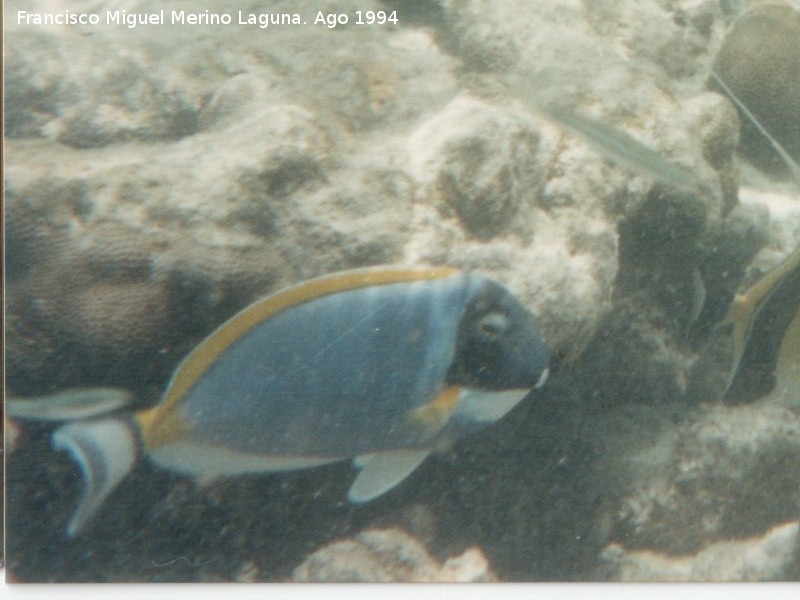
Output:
[542, 105, 705, 194]
[49, 266, 551, 535]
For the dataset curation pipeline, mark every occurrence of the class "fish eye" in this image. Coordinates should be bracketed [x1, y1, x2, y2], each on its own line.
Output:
[478, 312, 509, 338]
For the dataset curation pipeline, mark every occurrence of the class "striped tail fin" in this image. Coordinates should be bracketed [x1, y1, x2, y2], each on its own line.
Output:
[51, 417, 138, 537]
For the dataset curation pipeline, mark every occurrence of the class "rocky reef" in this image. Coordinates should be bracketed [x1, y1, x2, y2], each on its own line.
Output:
[5, 0, 800, 583]
[601, 521, 799, 582]
[291, 528, 496, 583]
[710, 1, 800, 177]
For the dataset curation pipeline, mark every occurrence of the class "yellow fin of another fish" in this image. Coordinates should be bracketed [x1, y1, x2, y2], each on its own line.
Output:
[728, 244, 800, 373]
[725, 243, 800, 402]
[771, 309, 800, 404]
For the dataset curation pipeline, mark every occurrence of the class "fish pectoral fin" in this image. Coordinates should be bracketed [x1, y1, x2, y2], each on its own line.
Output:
[347, 448, 432, 503]
[51, 417, 138, 537]
[407, 386, 461, 437]
[353, 453, 375, 468]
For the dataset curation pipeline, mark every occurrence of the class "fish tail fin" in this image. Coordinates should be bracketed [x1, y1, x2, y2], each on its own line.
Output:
[51, 416, 139, 537]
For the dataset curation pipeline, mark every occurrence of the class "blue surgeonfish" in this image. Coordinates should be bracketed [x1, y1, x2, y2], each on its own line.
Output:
[35, 266, 551, 536]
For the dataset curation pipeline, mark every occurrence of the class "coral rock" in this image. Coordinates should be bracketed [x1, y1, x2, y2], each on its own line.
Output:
[601, 521, 800, 582]
[710, 2, 800, 175]
[610, 402, 800, 554]
[292, 528, 496, 583]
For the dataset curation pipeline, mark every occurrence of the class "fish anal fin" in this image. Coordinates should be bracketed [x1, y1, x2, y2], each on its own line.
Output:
[347, 448, 432, 503]
[148, 440, 340, 476]
[51, 417, 138, 537]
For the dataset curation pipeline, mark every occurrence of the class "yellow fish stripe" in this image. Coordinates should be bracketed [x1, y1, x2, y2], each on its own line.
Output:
[728, 244, 800, 368]
[408, 385, 462, 437]
[140, 266, 460, 437]
[136, 401, 193, 451]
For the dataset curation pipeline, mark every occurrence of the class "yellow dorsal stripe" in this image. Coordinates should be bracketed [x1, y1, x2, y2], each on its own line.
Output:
[138, 266, 461, 436]
[137, 404, 192, 451]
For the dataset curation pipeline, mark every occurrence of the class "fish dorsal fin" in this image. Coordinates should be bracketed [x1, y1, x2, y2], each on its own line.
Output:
[51, 417, 138, 537]
[347, 448, 432, 503]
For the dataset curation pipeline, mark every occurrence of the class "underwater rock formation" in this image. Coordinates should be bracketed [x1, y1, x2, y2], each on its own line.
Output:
[5, 0, 800, 584]
[600, 521, 799, 582]
[292, 528, 496, 583]
[4, 29, 202, 147]
[710, 1, 800, 176]
[598, 400, 800, 556]
[5, 0, 746, 400]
